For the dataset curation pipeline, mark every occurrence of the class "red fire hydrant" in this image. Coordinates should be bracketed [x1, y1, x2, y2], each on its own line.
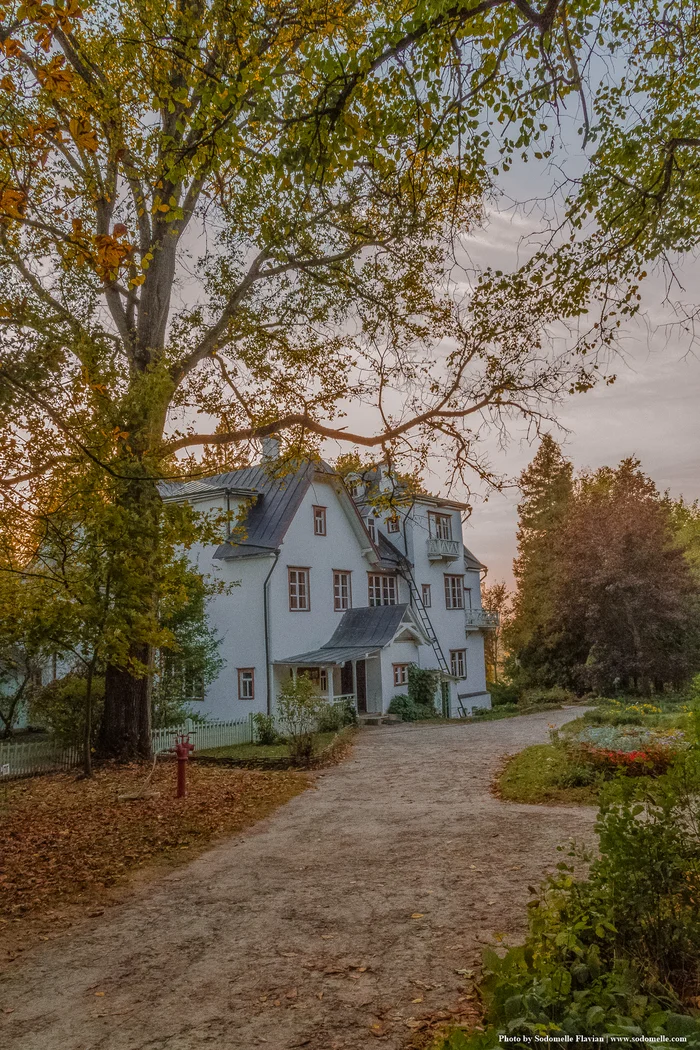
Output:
[171, 734, 195, 798]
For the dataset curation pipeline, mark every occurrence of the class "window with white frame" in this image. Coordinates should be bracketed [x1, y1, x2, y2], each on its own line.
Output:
[313, 505, 327, 536]
[237, 668, 255, 699]
[429, 512, 452, 540]
[444, 574, 464, 609]
[464, 586, 472, 609]
[320, 668, 328, 692]
[421, 583, 431, 607]
[368, 573, 397, 606]
[333, 570, 352, 612]
[450, 650, 466, 678]
[288, 567, 310, 610]
[386, 515, 400, 534]
[393, 663, 409, 687]
[367, 516, 376, 542]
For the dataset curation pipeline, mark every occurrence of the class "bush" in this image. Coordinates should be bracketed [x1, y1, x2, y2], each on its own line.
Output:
[276, 677, 326, 766]
[407, 664, 440, 712]
[487, 680, 521, 707]
[387, 694, 437, 722]
[317, 703, 344, 733]
[29, 673, 104, 746]
[252, 712, 278, 745]
[439, 753, 700, 1048]
[520, 685, 575, 708]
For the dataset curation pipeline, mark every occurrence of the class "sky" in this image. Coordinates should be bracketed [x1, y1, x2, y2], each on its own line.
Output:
[459, 209, 700, 586]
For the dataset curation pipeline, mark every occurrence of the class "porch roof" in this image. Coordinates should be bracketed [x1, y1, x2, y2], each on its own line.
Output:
[274, 645, 381, 667]
[275, 603, 427, 667]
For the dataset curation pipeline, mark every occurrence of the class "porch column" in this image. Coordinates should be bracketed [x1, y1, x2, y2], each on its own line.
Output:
[328, 666, 335, 703]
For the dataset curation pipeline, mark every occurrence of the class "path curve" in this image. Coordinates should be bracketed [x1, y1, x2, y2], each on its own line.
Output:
[0, 709, 596, 1050]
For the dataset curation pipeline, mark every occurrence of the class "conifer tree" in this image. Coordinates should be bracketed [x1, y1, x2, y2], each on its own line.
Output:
[506, 435, 573, 685]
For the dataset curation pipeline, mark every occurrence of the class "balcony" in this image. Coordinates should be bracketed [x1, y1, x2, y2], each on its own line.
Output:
[426, 537, 461, 561]
[465, 608, 500, 631]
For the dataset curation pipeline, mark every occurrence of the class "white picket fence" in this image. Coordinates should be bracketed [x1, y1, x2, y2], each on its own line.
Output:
[0, 717, 254, 781]
[0, 738, 81, 780]
[151, 717, 253, 755]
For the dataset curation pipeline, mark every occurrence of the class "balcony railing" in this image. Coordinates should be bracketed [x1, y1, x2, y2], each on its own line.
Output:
[426, 537, 461, 561]
[465, 608, 500, 630]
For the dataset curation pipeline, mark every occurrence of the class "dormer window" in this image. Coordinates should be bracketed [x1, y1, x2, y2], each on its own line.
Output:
[367, 516, 376, 542]
[386, 515, 400, 534]
[313, 505, 327, 536]
[429, 512, 452, 540]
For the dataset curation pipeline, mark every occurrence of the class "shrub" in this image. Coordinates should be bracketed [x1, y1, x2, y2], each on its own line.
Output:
[317, 703, 345, 733]
[276, 677, 326, 766]
[487, 680, 521, 707]
[439, 754, 700, 1048]
[520, 685, 575, 708]
[388, 694, 437, 721]
[29, 673, 104, 746]
[407, 664, 440, 712]
[252, 712, 278, 745]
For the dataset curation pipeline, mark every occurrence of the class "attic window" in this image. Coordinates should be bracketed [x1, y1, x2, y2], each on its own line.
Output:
[313, 505, 327, 536]
[387, 515, 400, 534]
[367, 517, 376, 542]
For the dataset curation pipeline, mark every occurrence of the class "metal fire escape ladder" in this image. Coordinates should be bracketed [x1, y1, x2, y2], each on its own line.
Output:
[401, 568, 450, 677]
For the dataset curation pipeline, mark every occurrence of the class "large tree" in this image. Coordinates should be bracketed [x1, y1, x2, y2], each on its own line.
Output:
[0, 0, 625, 756]
[551, 460, 700, 694]
[506, 434, 573, 685]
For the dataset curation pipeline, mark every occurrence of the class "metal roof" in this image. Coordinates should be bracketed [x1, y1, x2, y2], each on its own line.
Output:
[375, 532, 408, 570]
[273, 645, 382, 667]
[160, 461, 321, 559]
[275, 604, 426, 666]
[463, 544, 487, 571]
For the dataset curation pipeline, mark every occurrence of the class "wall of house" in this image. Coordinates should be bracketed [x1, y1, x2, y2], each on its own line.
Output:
[370, 499, 491, 715]
[267, 476, 379, 668]
[379, 640, 421, 711]
[185, 542, 272, 721]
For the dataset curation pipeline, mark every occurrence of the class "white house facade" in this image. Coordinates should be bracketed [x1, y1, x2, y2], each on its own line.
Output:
[161, 453, 496, 720]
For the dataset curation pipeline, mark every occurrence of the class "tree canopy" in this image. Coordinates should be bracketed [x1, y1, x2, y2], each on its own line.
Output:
[507, 442, 700, 695]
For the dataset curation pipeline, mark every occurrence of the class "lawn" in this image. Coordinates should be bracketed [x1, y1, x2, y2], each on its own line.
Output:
[198, 729, 339, 761]
[0, 761, 309, 962]
[497, 742, 600, 806]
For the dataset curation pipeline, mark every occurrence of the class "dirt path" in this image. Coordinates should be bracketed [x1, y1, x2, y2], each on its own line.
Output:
[0, 709, 596, 1050]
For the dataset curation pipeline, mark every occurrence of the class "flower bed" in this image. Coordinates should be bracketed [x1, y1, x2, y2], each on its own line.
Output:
[568, 723, 688, 777]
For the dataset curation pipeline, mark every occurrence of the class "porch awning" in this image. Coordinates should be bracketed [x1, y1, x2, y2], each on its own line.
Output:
[274, 645, 380, 667]
[274, 605, 428, 668]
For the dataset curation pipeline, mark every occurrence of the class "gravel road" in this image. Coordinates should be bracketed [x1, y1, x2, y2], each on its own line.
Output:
[0, 709, 596, 1050]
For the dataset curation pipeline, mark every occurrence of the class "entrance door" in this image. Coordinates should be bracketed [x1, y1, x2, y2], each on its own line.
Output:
[441, 681, 450, 718]
[340, 661, 353, 696]
[356, 659, 367, 713]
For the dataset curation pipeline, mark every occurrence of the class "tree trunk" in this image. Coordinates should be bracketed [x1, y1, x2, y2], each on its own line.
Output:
[98, 650, 153, 759]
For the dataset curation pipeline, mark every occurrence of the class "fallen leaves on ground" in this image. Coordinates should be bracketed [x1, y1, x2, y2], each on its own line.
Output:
[0, 762, 308, 925]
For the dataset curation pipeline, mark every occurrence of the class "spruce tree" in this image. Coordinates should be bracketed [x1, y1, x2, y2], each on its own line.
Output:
[506, 435, 574, 686]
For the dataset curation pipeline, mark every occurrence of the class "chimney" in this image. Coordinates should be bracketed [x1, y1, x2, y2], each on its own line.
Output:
[261, 436, 281, 463]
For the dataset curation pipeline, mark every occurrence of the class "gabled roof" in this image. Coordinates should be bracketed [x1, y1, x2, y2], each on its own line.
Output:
[161, 461, 320, 559]
[275, 604, 428, 666]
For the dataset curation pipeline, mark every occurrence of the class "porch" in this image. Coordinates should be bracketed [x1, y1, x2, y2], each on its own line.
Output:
[272, 650, 382, 714]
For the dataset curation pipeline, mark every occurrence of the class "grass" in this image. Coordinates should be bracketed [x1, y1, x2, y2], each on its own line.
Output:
[0, 761, 309, 962]
[198, 730, 339, 761]
[497, 742, 601, 806]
